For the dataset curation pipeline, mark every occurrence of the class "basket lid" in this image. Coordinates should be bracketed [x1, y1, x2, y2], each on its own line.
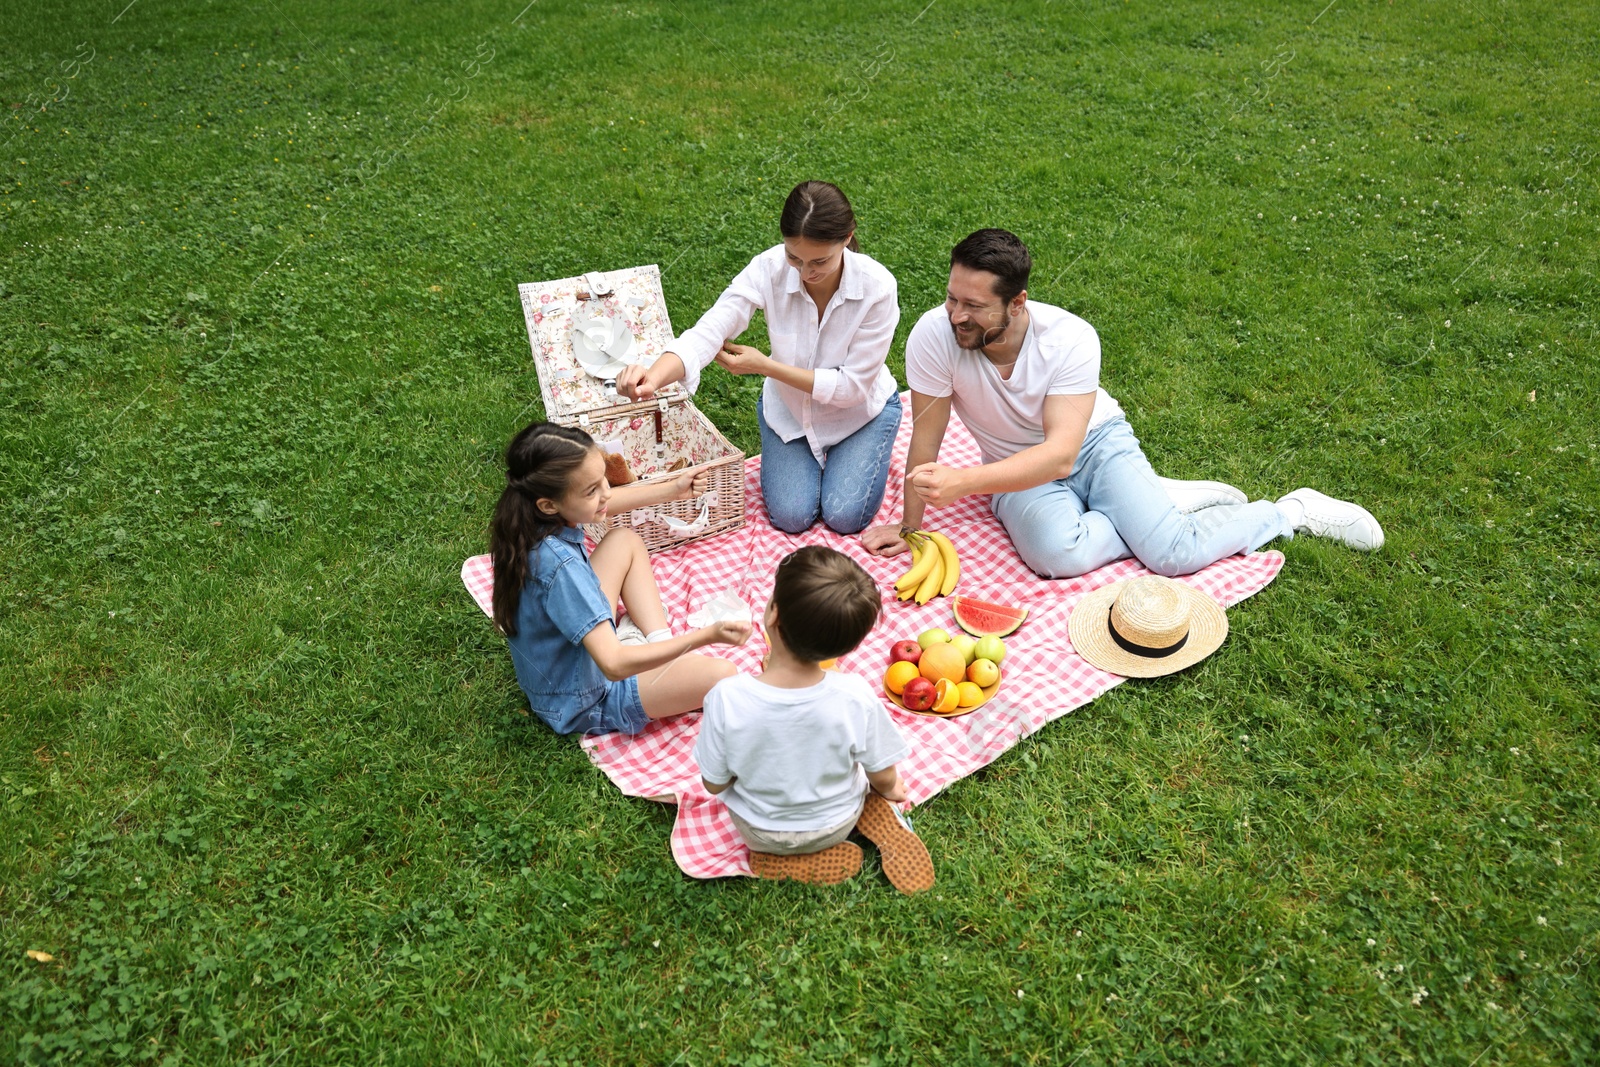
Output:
[518, 264, 684, 420]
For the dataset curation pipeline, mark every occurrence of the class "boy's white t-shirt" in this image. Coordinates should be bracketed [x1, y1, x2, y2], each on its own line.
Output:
[694, 671, 911, 832]
[904, 301, 1124, 466]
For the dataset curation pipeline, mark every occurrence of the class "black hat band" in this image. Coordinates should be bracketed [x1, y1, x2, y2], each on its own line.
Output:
[1108, 606, 1190, 659]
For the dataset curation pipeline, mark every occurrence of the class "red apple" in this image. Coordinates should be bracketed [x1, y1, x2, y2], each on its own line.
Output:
[889, 640, 922, 666]
[901, 677, 936, 712]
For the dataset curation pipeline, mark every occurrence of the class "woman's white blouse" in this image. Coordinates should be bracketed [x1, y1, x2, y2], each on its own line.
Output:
[668, 245, 900, 463]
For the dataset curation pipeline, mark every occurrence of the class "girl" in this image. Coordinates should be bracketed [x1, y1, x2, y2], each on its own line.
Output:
[616, 180, 902, 536]
[490, 421, 751, 736]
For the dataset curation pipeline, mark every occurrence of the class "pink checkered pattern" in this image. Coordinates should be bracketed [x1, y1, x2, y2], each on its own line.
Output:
[461, 398, 1284, 878]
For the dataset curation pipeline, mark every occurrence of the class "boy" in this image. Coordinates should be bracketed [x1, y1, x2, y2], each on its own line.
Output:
[694, 546, 935, 892]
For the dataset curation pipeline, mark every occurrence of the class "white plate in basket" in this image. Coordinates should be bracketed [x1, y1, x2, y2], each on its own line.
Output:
[570, 311, 634, 380]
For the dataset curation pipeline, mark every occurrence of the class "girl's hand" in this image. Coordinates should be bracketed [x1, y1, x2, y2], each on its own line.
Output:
[714, 343, 769, 376]
[705, 619, 753, 647]
[669, 465, 710, 500]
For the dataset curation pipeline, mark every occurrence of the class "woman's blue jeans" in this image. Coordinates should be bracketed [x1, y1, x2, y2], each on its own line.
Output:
[757, 392, 901, 535]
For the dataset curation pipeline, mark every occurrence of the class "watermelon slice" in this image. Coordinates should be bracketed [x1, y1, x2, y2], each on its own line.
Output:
[950, 596, 1028, 638]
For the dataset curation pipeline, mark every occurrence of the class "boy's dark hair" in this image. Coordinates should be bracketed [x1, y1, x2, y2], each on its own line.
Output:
[770, 546, 883, 663]
[780, 180, 860, 253]
[950, 228, 1032, 304]
[490, 421, 597, 637]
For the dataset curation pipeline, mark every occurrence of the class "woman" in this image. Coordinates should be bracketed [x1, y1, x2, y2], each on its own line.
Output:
[616, 181, 901, 535]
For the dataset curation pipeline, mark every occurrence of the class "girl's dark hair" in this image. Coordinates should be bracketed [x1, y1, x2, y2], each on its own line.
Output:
[490, 421, 598, 636]
[950, 228, 1032, 305]
[770, 546, 882, 663]
[780, 180, 860, 253]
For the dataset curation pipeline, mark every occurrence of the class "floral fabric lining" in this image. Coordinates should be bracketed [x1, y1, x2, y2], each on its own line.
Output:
[584, 404, 733, 481]
[519, 264, 685, 421]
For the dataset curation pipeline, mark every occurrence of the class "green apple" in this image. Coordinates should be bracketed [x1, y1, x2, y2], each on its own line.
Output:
[950, 634, 977, 665]
[917, 627, 952, 650]
[973, 635, 1006, 665]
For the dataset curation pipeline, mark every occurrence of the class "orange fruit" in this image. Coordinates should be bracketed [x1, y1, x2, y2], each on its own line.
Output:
[919, 643, 967, 685]
[932, 678, 960, 714]
[956, 681, 984, 707]
[966, 657, 1001, 688]
[883, 660, 921, 695]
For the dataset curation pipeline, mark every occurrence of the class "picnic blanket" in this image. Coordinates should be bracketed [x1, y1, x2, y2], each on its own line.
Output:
[462, 396, 1284, 878]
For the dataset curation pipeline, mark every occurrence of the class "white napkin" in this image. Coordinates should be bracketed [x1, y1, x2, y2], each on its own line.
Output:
[685, 589, 752, 630]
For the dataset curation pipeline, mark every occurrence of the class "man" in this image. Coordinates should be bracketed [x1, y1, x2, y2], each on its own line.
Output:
[861, 229, 1382, 577]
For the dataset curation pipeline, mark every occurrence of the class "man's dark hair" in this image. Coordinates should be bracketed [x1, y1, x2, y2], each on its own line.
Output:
[950, 228, 1032, 304]
[770, 546, 883, 663]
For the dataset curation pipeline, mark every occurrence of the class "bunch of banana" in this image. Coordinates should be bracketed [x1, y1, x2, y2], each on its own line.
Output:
[892, 529, 961, 605]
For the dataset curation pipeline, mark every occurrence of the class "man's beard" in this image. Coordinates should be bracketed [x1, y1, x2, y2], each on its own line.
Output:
[952, 307, 1011, 351]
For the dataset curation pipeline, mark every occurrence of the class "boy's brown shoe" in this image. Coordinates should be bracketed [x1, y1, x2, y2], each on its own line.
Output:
[855, 794, 936, 894]
[748, 841, 862, 885]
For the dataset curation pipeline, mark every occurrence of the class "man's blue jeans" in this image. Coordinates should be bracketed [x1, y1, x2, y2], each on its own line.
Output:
[990, 416, 1291, 579]
[757, 392, 901, 535]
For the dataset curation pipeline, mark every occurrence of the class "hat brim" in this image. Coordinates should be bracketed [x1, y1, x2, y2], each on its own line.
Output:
[1067, 578, 1229, 678]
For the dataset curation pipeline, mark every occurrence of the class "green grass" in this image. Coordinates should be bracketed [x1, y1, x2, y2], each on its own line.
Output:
[2, 0, 1597, 1062]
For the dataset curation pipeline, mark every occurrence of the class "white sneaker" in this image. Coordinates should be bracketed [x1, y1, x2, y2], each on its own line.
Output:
[1277, 488, 1385, 551]
[1160, 477, 1249, 513]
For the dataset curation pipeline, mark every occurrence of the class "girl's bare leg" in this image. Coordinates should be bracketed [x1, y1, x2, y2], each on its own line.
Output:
[636, 654, 737, 720]
[589, 529, 670, 633]
[591, 528, 732, 717]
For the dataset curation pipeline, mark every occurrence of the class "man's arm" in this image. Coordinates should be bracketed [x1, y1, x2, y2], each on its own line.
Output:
[907, 392, 1095, 508]
[860, 391, 951, 556]
[900, 392, 953, 531]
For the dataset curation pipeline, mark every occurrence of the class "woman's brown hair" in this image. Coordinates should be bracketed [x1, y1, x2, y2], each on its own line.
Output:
[780, 180, 860, 253]
[769, 545, 882, 663]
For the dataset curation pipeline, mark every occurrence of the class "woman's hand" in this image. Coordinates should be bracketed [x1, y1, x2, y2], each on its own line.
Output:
[668, 465, 711, 501]
[861, 524, 911, 557]
[714, 343, 770, 376]
[617, 354, 687, 401]
[616, 363, 657, 401]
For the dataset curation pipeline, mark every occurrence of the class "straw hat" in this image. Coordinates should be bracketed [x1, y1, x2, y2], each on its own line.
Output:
[1068, 574, 1229, 678]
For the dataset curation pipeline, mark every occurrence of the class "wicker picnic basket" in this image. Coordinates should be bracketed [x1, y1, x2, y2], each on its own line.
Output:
[518, 264, 746, 552]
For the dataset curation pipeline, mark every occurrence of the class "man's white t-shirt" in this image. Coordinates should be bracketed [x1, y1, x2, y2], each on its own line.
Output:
[693, 671, 911, 832]
[903, 301, 1124, 466]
